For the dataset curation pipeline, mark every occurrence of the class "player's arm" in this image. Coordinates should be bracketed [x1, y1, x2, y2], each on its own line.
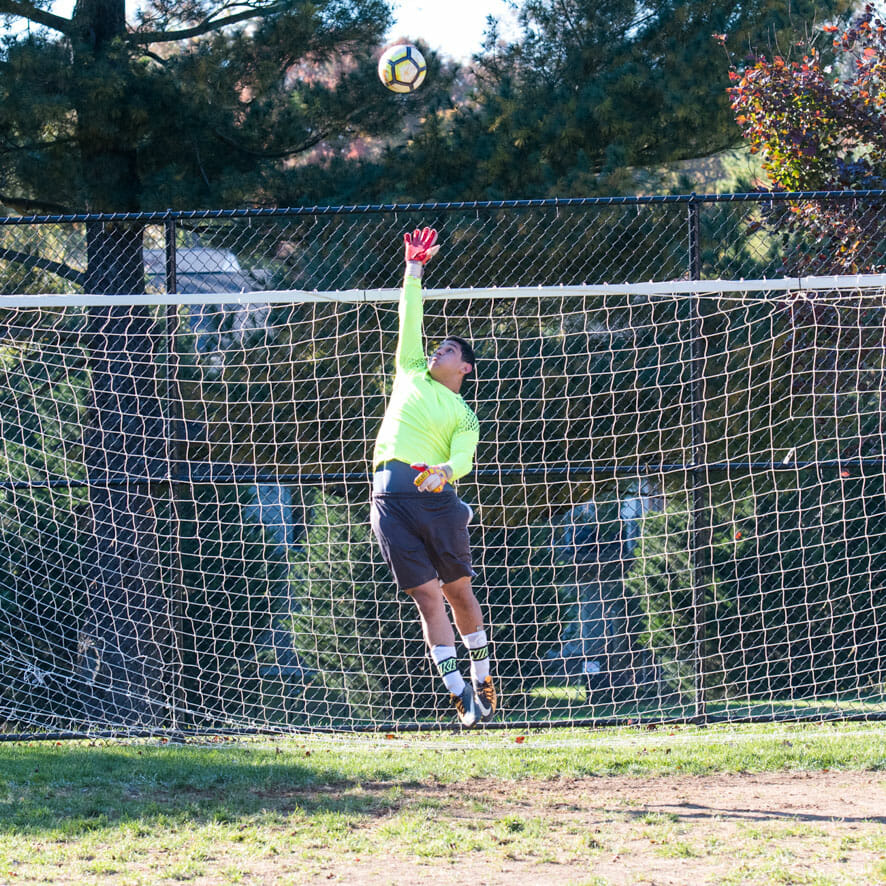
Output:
[445, 420, 480, 482]
[412, 419, 479, 492]
[394, 227, 440, 372]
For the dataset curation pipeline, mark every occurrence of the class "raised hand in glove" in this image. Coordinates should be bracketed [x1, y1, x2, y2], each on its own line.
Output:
[404, 227, 440, 278]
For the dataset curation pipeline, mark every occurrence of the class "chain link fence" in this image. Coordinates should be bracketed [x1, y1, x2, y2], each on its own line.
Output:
[2, 191, 885, 297]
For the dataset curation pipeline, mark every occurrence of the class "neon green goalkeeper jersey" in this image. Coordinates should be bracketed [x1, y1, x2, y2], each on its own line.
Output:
[372, 274, 479, 481]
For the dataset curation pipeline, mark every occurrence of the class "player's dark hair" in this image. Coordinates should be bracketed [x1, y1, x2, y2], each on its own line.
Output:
[444, 335, 475, 374]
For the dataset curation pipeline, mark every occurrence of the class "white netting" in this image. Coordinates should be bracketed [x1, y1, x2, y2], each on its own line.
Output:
[1, 276, 885, 735]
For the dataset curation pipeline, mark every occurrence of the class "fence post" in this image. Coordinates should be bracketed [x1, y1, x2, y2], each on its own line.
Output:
[164, 219, 189, 730]
[688, 194, 702, 281]
[688, 197, 710, 722]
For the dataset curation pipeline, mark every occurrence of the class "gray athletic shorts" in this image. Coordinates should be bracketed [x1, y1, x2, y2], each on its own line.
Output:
[370, 461, 475, 591]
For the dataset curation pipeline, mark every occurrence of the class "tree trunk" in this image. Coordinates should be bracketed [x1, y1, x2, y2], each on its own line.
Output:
[76, 221, 173, 727]
[70, 0, 173, 727]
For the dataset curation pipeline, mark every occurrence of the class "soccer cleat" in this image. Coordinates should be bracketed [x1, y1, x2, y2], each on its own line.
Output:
[451, 684, 481, 727]
[474, 676, 497, 723]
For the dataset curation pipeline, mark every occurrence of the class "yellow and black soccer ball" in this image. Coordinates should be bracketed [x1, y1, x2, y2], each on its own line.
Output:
[378, 44, 427, 94]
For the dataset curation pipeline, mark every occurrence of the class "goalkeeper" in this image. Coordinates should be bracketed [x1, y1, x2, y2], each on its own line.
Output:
[370, 227, 495, 728]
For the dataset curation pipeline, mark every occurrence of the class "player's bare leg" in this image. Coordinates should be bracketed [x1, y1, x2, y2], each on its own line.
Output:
[408, 579, 455, 647]
[442, 576, 496, 721]
[407, 579, 481, 726]
[440, 576, 482, 635]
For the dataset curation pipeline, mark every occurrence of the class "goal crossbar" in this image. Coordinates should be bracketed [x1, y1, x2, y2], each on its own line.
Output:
[5, 273, 886, 307]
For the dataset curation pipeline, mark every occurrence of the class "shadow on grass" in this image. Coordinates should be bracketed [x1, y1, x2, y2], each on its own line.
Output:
[624, 802, 886, 827]
[0, 742, 420, 836]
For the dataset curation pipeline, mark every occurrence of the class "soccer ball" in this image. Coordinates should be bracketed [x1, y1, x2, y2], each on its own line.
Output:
[378, 44, 427, 94]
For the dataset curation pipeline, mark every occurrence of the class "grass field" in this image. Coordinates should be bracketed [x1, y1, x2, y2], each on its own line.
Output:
[1, 722, 885, 885]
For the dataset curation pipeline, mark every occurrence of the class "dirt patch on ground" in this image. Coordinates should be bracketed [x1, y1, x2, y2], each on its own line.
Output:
[296, 770, 886, 886]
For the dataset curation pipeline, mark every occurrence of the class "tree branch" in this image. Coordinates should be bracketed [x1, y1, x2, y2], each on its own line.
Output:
[210, 99, 374, 160]
[212, 126, 331, 159]
[0, 192, 72, 214]
[128, 2, 290, 45]
[0, 138, 78, 156]
[0, 247, 86, 287]
[0, 0, 74, 35]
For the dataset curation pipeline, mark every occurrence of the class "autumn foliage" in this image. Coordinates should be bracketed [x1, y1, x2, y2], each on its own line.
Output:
[729, 4, 886, 272]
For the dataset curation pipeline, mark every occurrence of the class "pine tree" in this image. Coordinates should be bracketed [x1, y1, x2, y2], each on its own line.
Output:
[302, 0, 856, 203]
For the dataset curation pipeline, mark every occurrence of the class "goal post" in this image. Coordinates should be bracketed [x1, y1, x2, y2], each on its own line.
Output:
[1, 275, 886, 735]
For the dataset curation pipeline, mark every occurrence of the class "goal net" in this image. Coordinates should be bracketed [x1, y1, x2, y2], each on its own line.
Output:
[1, 275, 885, 735]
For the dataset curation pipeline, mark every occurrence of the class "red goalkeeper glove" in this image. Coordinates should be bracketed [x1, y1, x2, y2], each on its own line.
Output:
[404, 227, 440, 278]
[411, 462, 449, 493]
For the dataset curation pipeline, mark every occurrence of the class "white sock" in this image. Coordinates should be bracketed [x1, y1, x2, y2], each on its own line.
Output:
[430, 645, 465, 695]
[461, 629, 490, 685]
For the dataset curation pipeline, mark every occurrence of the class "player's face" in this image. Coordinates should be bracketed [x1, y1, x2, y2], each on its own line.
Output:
[428, 339, 469, 381]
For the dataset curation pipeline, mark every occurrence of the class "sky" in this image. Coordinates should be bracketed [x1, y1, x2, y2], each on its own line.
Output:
[383, 0, 519, 60]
